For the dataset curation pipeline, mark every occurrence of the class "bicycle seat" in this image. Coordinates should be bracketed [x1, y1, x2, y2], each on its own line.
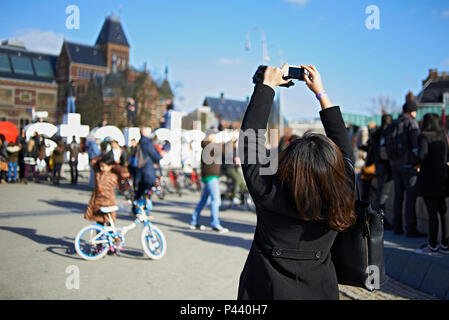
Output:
[100, 206, 119, 213]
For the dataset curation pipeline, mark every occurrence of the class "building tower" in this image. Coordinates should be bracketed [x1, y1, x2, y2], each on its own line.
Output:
[95, 13, 130, 74]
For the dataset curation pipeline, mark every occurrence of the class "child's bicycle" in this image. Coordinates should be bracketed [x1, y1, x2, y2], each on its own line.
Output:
[74, 193, 167, 261]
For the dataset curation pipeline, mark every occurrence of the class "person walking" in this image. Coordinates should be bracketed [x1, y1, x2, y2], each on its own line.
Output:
[68, 136, 80, 185]
[133, 127, 164, 204]
[111, 140, 124, 165]
[23, 139, 38, 184]
[36, 135, 47, 175]
[414, 113, 449, 255]
[0, 134, 8, 184]
[237, 64, 356, 300]
[223, 138, 246, 206]
[87, 138, 101, 188]
[17, 129, 27, 182]
[189, 132, 229, 233]
[389, 99, 426, 237]
[6, 140, 21, 183]
[52, 140, 66, 185]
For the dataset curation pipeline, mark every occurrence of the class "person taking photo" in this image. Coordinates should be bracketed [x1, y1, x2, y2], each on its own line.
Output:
[238, 64, 356, 300]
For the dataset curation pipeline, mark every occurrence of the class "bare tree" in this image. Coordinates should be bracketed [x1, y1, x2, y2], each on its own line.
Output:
[368, 95, 399, 115]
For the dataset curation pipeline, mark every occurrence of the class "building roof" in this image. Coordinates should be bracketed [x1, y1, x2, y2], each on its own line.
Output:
[203, 94, 286, 126]
[158, 79, 174, 100]
[98, 71, 133, 98]
[95, 15, 130, 47]
[203, 96, 248, 123]
[417, 79, 449, 104]
[0, 45, 57, 83]
[64, 41, 107, 68]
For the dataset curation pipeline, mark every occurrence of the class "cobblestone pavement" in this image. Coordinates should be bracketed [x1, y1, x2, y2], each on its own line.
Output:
[339, 277, 440, 300]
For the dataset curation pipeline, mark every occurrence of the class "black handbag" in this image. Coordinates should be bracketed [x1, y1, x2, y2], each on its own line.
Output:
[330, 159, 387, 291]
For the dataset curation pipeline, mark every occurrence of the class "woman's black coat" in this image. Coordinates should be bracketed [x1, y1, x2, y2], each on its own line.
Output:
[417, 132, 449, 197]
[237, 84, 354, 300]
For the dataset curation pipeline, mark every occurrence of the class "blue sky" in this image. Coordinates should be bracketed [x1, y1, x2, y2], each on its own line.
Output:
[1, 0, 449, 120]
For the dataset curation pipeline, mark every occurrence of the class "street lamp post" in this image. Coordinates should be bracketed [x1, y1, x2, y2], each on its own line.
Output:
[245, 30, 286, 142]
[245, 27, 270, 65]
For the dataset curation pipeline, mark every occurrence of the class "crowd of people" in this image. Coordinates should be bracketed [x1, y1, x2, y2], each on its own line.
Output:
[355, 100, 449, 256]
[0, 130, 71, 185]
[2, 62, 449, 300]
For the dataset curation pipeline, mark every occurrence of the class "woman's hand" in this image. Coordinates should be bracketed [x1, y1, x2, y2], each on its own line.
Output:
[301, 65, 333, 110]
[301, 65, 324, 95]
[262, 64, 291, 90]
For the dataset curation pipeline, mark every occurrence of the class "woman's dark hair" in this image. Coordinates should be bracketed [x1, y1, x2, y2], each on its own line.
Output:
[421, 113, 444, 139]
[99, 151, 115, 165]
[0, 134, 5, 144]
[278, 132, 355, 231]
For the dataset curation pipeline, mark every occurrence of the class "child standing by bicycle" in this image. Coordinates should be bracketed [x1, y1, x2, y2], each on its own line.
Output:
[84, 151, 130, 225]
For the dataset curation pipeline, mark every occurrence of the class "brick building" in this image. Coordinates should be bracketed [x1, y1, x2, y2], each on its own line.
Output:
[0, 39, 58, 131]
[56, 14, 172, 128]
[182, 92, 284, 131]
[416, 68, 449, 108]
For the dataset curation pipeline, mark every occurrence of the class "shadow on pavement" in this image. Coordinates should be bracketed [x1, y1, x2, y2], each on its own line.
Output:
[45, 181, 92, 192]
[151, 207, 255, 235]
[117, 247, 151, 261]
[0, 226, 83, 260]
[39, 200, 87, 212]
[171, 228, 253, 251]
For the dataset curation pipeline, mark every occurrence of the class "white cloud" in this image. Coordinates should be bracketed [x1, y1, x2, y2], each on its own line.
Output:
[442, 58, 449, 66]
[10, 29, 65, 55]
[442, 9, 449, 18]
[218, 58, 241, 65]
[285, 0, 309, 5]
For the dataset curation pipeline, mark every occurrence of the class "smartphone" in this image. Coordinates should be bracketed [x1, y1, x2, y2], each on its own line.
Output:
[283, 66, 306, 81]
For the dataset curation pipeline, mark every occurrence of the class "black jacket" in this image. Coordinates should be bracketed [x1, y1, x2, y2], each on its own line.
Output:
[67, 83, 76, 97]
[134, 136, 162, 186]
[417, 132, 449, 197]
[237, 84, 354, 300]
[389, 114, 420, 167]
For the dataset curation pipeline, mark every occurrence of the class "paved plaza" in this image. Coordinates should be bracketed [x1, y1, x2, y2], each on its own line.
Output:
[0, 174, 440, 300]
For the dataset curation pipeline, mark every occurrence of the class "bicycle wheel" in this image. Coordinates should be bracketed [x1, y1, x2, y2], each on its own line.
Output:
[75, 224, 109, 261]
[141, 224, 167, 260]
[161, 176, 176, 194]
[156, 186, 166, 200]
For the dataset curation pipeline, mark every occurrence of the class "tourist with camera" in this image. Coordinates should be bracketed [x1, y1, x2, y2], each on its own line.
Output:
[237, 64, 356, 299]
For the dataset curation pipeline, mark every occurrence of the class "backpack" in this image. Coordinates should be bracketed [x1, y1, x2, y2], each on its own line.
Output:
[382, 118, 408, 161]
[135, 142, 148, 169]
